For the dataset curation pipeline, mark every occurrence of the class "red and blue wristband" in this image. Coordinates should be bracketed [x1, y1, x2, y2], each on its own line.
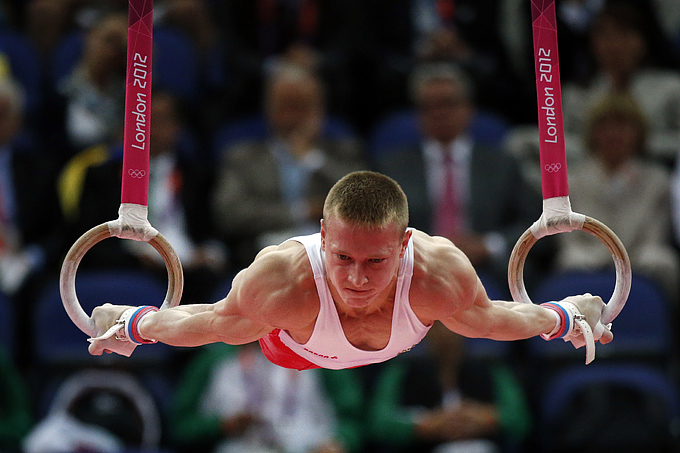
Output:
[126, 305, 159, 344]
[540, 302, 570, 340]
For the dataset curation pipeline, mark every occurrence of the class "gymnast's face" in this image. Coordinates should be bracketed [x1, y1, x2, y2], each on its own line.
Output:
[321, 216, 410, 310]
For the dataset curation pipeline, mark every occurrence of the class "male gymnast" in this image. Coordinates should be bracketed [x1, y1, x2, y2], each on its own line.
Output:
[89, 171, 611, 370]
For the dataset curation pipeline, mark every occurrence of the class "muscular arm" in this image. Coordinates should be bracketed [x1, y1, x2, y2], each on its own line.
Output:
[441, 285, 557, 341]
[90, 243, 315, 354]
[413, 232, 609, 343]
[137, 289, 273, 347]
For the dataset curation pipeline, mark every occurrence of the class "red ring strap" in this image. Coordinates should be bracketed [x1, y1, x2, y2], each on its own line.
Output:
[121, 0, 154, 206]
[531, 0, 569, 200]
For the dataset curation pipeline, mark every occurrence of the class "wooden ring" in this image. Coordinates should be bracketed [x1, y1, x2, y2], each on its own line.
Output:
[59, 222, 184, 337]
[508, 216, 631, 325]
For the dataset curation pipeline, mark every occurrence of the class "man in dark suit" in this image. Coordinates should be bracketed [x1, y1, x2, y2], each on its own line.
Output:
[211, 64, 367, 267]
[374, 63, 548, 291]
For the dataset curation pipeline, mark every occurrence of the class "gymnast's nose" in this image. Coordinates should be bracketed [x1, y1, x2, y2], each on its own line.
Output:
[347, 263, 368, 287]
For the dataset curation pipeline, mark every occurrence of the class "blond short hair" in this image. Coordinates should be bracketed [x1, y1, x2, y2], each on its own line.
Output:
[323, 171, 409, 231]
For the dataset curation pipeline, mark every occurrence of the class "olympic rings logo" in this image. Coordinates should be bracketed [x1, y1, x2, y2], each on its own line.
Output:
[544, 163, 562, 173]
[128, 169, 147, 179]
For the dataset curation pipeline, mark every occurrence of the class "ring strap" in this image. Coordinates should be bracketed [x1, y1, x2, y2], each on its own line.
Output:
[121, 0, 154, 206]
[531, 0, 568, 200]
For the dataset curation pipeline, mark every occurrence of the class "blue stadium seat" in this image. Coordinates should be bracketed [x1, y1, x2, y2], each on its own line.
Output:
[539, 364, 680, 452]
[152, 26, 200, 101]
[49, 30, 84, 87]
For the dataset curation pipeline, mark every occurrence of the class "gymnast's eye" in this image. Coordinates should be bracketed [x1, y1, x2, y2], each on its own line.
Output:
[369, 258, 386, 264]
[336, 254, 351, 261]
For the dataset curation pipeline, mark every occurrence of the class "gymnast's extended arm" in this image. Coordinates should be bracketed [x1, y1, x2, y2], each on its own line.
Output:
[88, 245, 300, 356]
[411, 234, 613, 346]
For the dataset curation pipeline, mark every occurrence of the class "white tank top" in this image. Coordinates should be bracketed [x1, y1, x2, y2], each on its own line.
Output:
[278, 231, 431, 370]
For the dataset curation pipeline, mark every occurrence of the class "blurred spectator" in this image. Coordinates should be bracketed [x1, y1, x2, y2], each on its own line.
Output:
[373, 63, 546, 291]
[354, 0, 533, 133]
[557, 93, 680, 302]
[211, 0, 361, 122]
[123, 91, 228, 302]
[364, 322, 532, 453]
[25, 0, 127, 58]
[211, 64, 366, 267]
[52, 10, 127, 155]
[0, 77, 63, 297]
[0, 346, 32, 452]
[502, 0, 677, 84]
[24, 0, 128, 60]
[35, 1, 222, 158]
[562, 3, 680, 162]
[156, 0, 218, 53]
[655, 0, 680, 43]
[170, 342, 364, 453]
[58, 91, 226, 303]
[0, 76, 65, 366]
[153, 0, 227, 135]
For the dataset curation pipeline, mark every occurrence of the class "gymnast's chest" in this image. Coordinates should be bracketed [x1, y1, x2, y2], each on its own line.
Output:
[337, 308, 394, 351]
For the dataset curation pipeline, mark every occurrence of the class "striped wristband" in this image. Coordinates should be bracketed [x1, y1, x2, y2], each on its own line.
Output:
[121, 306, 159, 345]
[540, 302, 570, 340]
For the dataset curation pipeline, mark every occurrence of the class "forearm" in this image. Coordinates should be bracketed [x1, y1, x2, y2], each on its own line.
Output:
[137, 304, 269, 347]
[444, 300, 556, 342]
[484, 301, 557, 341]
[137, 304, 220, 347]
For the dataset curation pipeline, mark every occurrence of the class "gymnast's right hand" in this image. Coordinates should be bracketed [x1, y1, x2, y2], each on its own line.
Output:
[88, 303, 135, 356]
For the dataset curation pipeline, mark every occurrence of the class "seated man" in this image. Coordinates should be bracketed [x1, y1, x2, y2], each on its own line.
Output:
[373, 63, 547, 291]
[211, 64, 366, 267]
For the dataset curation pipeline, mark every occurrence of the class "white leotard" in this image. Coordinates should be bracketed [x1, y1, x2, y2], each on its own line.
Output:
[277, 231, 431, 370]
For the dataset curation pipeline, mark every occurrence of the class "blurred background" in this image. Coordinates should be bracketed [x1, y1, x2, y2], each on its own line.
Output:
[0, 0, 679, 452]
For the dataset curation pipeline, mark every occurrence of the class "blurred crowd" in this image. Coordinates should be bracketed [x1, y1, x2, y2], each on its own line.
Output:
[1, 0, 680, 452]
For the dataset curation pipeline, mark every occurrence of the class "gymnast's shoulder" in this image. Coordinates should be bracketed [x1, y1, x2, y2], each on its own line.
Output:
[409, 229, 480, 317]
[228, 240, 318, 322]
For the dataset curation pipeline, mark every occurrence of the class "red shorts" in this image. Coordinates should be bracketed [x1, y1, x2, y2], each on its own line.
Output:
[258, 329, 321, 371]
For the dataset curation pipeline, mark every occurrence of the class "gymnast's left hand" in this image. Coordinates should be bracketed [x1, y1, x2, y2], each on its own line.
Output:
[564, 294, 613, 345]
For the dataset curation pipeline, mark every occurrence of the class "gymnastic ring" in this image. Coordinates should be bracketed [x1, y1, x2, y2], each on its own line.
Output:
[508, 216, 631, 325]
[59, 222, 184, 337]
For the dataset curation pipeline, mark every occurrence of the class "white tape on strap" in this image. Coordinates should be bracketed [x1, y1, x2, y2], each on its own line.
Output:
[530, 197, 586, 239]
[107, 203, 159, 242]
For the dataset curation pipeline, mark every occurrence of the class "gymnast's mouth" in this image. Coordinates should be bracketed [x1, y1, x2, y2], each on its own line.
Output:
[344, 287, 373, 296]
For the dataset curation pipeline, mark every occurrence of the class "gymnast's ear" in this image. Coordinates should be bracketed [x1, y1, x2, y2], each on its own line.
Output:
[400, 229, 412, 258]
